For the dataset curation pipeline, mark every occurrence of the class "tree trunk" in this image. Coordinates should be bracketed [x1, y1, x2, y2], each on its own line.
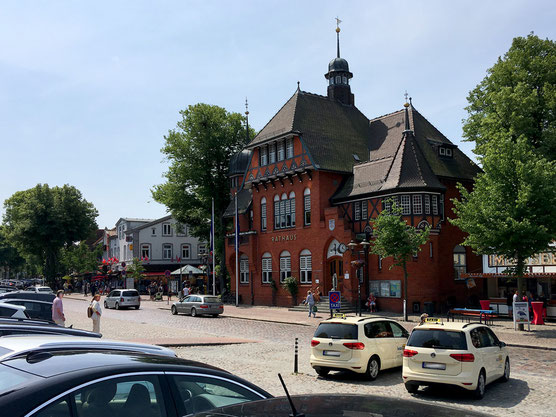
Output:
[516, 254, 526, 331]
[403, 261, 408, 321]
[45, 248, 59, 287]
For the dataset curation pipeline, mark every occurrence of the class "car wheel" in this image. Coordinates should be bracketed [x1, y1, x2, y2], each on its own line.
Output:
[405, 383, 418, 394]
[366, 356, 380, 381]
[104, 301, 108, 309]
[115, 302, 120, 310]
[315, 367, 330, 377]
[171, 306, 178, 315]
[501, 358, 510, 382]
[474, 370, 486, 399]
[191, 307, 197, 317]
[134, 306, 139, 310]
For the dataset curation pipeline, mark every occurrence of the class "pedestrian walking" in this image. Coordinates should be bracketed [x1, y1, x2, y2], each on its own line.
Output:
[304, 290, 316, 318]
[90, 294, 102, 333]
[52, 290, 65, 327]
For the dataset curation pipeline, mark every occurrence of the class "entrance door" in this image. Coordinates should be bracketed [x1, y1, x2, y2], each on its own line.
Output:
[327, 258, 343, 295]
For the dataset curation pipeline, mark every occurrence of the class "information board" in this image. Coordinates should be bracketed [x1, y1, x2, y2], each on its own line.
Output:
[513, 301, 530, 331]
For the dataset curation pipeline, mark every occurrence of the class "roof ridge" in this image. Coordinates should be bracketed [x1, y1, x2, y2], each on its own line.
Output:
[409, 136, 426, 185]
[411, 106, 454, 145]
[369, 108, 405, 123]
[250, 90, 299, 144]
[384, 134, 406, 188]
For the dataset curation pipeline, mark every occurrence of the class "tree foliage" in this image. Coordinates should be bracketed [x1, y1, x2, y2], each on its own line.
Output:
[127, 257, 146, 282]
[152, 103, 254, 287]
[463, 33, 556, 160]
[60, 242, 102, 276]
[371, 199, 430, 321]
[2, 184, 98, 284]
[0, 226, 25, 276]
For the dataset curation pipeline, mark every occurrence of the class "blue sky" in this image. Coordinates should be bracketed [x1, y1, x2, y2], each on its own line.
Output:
[1, 1, 554, 229]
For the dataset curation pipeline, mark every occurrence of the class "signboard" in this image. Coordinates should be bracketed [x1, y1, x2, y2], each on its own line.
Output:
[164, 270, 171, 277]
[513, 301, 530, 331]
[329, 291, 341, 310]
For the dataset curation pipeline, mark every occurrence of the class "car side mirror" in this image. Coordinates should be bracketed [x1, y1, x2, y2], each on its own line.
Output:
[499, 342, 506, 348]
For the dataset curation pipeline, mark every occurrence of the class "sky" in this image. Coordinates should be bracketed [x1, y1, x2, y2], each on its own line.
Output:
[1, 1, 554, 229]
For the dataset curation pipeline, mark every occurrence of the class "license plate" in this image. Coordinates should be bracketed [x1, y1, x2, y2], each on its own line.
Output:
[422, 362, 446, 370]
[323, 350, 341, 357]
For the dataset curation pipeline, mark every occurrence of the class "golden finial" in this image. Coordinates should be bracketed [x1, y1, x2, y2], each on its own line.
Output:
[404, 91, 410, 107]
[335, 17, 342, 32]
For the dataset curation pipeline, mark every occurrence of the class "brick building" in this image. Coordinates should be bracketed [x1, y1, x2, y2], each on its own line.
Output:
[224, 27, 484, 313]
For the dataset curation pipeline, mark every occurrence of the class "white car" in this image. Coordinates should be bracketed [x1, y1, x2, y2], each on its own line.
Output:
[310, 316, 409, 380]
[104, 289, 141, 310]
[0, 334, 176, 361]
[24, 286, 54, 294]
[402, 319, 510, 399]
[0, 302, 29, 319]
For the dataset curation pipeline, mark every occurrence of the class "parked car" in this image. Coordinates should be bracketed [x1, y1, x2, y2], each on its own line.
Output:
[310, 316, 409, 380]
[0, 317, 101, 338]
[24, 286, 54, 294]
[0, 349, 272, 416]
[0, 334, 176, 361]
[171, 294, 224, 317]
[0, 290, 55, 302]
[104, 289, 141, 309]
[0, 302, 30, 319]
[402, 319, 510, 399]
[190, 393, 490, 417]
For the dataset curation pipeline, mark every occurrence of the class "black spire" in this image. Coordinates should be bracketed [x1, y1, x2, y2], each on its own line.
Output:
[245, 98, 250, 143]
[403, 92, 413, 135]
[324, 18, 354, 105]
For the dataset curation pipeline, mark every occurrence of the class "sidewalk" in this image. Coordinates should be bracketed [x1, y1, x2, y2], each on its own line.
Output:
[65, 294, 556, 350]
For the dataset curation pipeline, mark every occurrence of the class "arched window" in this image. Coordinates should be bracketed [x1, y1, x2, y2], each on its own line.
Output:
[280, 250, 291, 283]
[181, 244, 191, 259]
[300, 249, 312, 284]
[335, 75, 341, 84]
[281, 193, 287, 228]
[288, 191, 295, 227]
[274, 193, 296, 230]
[240, 255, 249, 284]
[274, 195, 280, 229]
[453, 245, 466, 280]
[303, 188, 311, 226]
[262, 253, 272, 284]
[260, 197, 267, 231]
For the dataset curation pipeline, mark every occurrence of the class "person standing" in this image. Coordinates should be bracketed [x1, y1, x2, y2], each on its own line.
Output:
[90, 294, 102, 333]
[52, 290, 65, 327]
[304, 290, 316, 318]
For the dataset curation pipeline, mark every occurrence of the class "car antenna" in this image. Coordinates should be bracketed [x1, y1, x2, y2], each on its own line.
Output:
[278, 373, 304, 417]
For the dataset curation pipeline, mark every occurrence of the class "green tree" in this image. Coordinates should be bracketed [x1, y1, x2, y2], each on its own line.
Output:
[60, 242, 102, 276]
[2, 184, 98, 285]
[281, 276, 299, 306]
[371, 199, 431, 321]
[464, 33, 556, 160]
[451, 137, 556, 298]
[127, 257, 146, 282]
[152, 103, 254, 290]
[0, 226, 25, 278]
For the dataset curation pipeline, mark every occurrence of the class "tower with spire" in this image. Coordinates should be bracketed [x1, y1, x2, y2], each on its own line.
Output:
[324, 18, 354, 105]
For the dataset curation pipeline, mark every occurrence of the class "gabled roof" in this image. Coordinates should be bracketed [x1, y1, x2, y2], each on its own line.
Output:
[247, 90, 371, 173]
[115, 218, 155, 226]
[127, 215, 174, 233]
[332, 105, 480, 202]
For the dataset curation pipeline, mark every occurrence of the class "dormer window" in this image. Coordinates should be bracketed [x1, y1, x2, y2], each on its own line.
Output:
[342, 76, 347, 84]
[260, 145, 268, 166]
[335, 75, 341, 84]
[439, 147, 453, 157]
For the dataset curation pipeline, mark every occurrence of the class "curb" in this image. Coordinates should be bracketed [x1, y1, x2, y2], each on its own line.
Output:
[507, 343, 556, 351]
[158, 341, 254, 348]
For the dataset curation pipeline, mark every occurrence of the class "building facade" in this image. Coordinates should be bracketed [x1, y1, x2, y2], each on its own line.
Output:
[224, 28, 484, 313]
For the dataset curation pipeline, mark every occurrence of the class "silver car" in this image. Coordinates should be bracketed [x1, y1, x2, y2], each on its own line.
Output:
[171, 294, 224, 317]
[104, 289, 141, 310]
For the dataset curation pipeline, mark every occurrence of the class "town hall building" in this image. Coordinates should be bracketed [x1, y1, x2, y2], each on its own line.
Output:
[224, 26, 483, 313]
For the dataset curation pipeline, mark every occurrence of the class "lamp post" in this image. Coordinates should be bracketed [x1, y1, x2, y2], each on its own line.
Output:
[198, 252, 210, 294]
[348, 239, 370, 317]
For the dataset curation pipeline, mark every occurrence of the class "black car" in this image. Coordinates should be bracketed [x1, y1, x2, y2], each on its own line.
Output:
[192, 394, 491, 417]
[0, 298, 53, 321]
[0, 317, 101, 338]
[0, 291, 55, 302]
[0, 350, 272, 416]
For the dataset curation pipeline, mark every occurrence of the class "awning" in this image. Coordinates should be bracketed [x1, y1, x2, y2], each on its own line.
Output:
[171, 265, 204, 275]
[461, 273, 556, 279]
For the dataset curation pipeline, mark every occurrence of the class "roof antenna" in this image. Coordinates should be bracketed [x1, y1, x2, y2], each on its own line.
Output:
[278, 373, 305, 417]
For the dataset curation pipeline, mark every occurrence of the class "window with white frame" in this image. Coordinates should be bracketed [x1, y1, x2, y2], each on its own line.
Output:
[445, 148, 452, 157]
[384, 199, 392, 213]
[262, 253, 272, 284]
[361, 200, 367, 220]
[198, 244, 206, 255]
[162, 223, 172, 236]
[269, 142, 276, 164]
[240, 255, 249, 283]
[274, 193, 296, 229]
[288, 191, 295, 227]
[303, 188, 311, 226]
[141, 244, 150, 259]
[260, 197, 267, 231]
[299, 250, 312, 284]
[401, 195, 411, 215]
[277, 141, 285, 161]
[453, 245, 466, 279]
[440, 195, 444, 219]
[432, 195, 438, 215]
[280, 251, 291, 282]
[162, 244, 173, 259]
[424, 195, 431, 214]
[260, 145, 268, 166]
[354, 201, 361, 220]
[274, 195, 280, 229]
[286, 138, 294, 159]
[181, 244, 191, 259]
[413, 195, 423, 215]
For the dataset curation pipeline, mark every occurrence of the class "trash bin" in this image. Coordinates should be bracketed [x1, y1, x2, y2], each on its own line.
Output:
[424, 302, 435, 316]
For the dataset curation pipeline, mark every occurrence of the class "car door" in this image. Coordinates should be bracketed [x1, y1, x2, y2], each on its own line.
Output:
[178, 296, 190, 313]
[189, 296, 201, 314]
[472, 327, 498, 383]
[364, 321, 394, 369]
[485, 327, 505, 378]
[387, 321, 409, 367]
[108, 290, 117, 308]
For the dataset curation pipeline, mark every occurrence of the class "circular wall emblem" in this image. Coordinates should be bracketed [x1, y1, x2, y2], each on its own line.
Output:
[328, 219, 335, 231]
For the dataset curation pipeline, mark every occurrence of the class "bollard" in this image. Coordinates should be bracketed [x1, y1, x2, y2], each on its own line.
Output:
[294, 337, 298, 374]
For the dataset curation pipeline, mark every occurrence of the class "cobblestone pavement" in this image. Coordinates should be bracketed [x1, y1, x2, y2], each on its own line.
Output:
[62, 297, 556, 416]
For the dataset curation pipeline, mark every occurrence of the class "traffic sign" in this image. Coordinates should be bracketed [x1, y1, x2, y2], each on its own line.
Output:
[165, 270, 171, 277]
[329, 291, 341, 309]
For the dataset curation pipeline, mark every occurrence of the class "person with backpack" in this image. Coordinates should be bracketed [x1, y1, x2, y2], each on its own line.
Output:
[89, 294, 102, 333]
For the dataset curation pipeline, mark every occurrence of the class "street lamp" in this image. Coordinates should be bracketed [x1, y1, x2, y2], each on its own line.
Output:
[348, 239, 370, 317]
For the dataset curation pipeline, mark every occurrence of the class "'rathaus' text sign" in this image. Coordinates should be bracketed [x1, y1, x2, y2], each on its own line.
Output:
[329, 291, 341, 309]
[513, 301, 530, 331]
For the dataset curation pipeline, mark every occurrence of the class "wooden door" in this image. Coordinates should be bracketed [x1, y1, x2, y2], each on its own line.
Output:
[326, 258, 343, 295]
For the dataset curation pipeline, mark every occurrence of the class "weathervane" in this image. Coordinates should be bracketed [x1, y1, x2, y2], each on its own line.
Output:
[335, 16, 342, 30]
[335, 17, 342, 57]
[245, 97, 249, 116]
[404, 90, 409, 103]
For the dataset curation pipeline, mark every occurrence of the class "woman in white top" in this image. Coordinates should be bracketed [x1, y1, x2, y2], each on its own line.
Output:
[90, 294, 102, 333]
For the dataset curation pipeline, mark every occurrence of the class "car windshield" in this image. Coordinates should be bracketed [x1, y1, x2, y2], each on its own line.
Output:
[0, 364, 39, 394]
[203, 297, 220, 303]
[314, 323, 358, 340]
[407, 329, 467, 350]
[38, 288, 51, 292]
[122, 291, 138, 297]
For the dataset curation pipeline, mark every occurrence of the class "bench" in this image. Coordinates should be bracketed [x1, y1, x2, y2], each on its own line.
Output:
[447, 308, 498, 325]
